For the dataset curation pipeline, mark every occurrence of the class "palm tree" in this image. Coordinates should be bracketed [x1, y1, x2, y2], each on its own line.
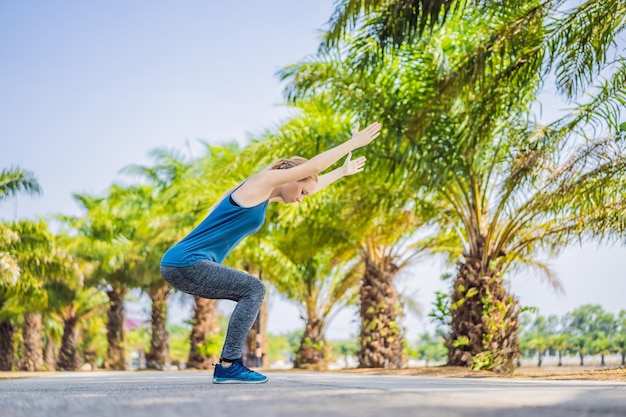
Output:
[422, 2, 626, 368]
[269, 212, 362, 370]
[42, 315, 63, 370]
[67, 187, 147, 370]
[186, 296, 221, 369]
[47, 283, 107, 370]
[425, 120, 626, 371]
[354, 197, 439, 368]
[325, 182, 437, 369]
[79, 314, 108, 370]
[113, 184, 173, 371]
[144, 284, 172, 370]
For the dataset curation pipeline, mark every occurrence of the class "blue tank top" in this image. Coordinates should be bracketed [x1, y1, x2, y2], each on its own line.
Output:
[160, 193, 269, 267]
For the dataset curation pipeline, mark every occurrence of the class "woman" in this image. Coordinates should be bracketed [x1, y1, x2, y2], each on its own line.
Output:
[160, 122, 381, 383]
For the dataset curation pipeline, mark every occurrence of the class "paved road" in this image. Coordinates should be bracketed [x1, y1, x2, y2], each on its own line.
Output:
[1, 371, 625, 417]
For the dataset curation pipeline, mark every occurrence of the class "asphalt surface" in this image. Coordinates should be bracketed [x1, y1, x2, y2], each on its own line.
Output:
[1, 371, 625, 417]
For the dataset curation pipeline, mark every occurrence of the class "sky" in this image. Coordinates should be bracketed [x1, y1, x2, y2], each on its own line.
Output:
[2, 1, 625, 341]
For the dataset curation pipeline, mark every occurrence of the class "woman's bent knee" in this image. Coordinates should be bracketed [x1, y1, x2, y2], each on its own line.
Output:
[250, 278, 266, 300]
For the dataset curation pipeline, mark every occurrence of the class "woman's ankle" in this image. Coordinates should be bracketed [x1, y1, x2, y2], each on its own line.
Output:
[220, 357, 240, 368]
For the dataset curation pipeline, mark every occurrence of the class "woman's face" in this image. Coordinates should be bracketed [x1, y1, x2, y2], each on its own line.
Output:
[280, 180, 316, 204]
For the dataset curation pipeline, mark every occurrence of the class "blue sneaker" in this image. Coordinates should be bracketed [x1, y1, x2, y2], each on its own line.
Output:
[213, 359, 268, 384]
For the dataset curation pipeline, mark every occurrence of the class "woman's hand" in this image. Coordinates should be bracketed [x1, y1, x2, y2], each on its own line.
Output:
[350, 122, 381, 148]
[342, 152, 366, 176]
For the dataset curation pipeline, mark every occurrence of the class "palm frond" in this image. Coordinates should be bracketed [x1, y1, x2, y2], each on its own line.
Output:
[499, 136, 626, 266]
[321, 0, 469, 52]
[0, 166, 41, 203]
[554, 59, 626, 137]
[548, 0, 626, 98]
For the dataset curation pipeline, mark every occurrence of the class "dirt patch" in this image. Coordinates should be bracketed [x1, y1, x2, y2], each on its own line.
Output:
[0, 371, 65, 380]
[334, 365, 626, 381]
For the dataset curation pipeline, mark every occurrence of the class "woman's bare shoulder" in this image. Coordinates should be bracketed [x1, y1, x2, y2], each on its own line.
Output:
[230, 173, 273, 207]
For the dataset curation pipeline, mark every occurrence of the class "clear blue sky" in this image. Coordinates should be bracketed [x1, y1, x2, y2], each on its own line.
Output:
[2, 1, 624, 340]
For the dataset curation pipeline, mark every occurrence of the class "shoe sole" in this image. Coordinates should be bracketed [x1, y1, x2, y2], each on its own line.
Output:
[212, 377, 268, 384]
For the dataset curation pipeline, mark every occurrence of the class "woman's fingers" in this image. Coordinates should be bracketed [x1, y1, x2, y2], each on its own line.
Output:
[354, 122, 380, 136]
[351, 156, 366, 174]
[359, 122, 381, 143]
[350, 121, 381, 147]
[365, 122, 381, 133]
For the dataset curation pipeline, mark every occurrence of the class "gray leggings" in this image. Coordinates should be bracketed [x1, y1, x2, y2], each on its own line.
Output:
[160, 260, 265, 361]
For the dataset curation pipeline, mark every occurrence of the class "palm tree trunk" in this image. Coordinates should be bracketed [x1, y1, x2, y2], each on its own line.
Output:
[58, 316, 80, 370]
[43, 332, 57, 370]
[104, 286, 127, 370]
[621, 352, 625, 366]
[0, 319, 16, 371]
[245, 297, 269, 369]
[21, 312, 43, 371]
[294, 315, 327, 370]
[146, 284, 170, 370]
[448, 246, 520, 372]
[357, 255, 405, 369]
[187, 297, 219, 369]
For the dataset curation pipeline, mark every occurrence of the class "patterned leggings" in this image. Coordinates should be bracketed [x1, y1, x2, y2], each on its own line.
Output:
[160, 260, 265, 361]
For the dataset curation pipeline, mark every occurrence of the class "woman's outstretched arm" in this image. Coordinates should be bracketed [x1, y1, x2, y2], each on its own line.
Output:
[236, 122, 381, 203]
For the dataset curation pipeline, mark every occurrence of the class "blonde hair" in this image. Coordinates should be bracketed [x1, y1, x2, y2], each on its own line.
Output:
[267, 156, 318, 183]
